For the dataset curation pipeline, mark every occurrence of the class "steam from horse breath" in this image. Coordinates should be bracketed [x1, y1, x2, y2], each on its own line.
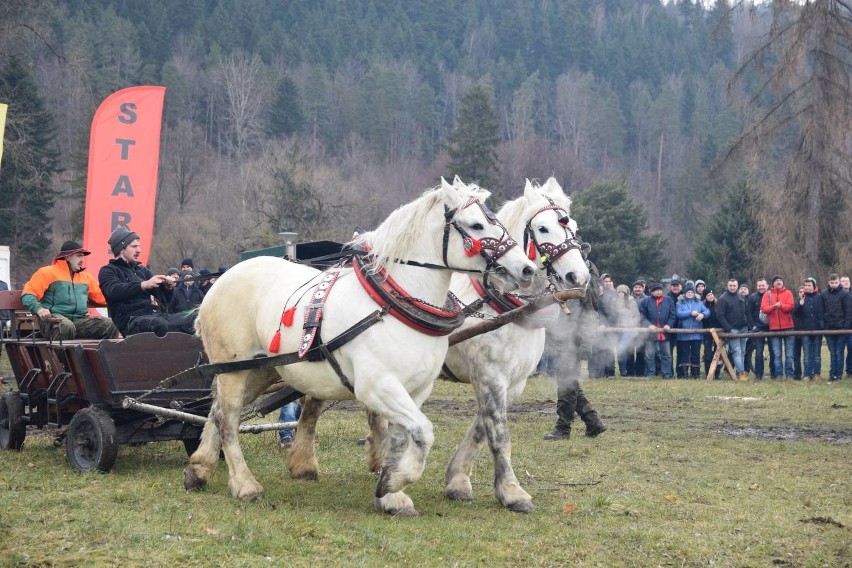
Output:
[541, 299, 642, 379]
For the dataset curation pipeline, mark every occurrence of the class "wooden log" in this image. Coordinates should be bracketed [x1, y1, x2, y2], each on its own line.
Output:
[710, 328, 738, 381]
[447, 288, 586, 346]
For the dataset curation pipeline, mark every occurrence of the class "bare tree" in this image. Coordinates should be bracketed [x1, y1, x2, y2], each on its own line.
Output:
[161, 119, 211, 213]
[213, 51, 272, 161]
[725, 0, 852, 274]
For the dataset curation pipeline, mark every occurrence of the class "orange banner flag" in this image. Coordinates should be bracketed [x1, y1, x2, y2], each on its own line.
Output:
[82, 86, 166, 275]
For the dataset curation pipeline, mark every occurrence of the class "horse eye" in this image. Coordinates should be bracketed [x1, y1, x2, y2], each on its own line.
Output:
[538, 226, 549, 234]
[471, 223, 484, 231]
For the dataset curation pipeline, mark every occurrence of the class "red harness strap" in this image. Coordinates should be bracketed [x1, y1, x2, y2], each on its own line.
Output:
[468, 276, 559, 330]
[469, 276, 524, 315]
[353, 255, 463, 336]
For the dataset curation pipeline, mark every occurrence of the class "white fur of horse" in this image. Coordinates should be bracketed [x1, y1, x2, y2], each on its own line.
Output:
[365, 177, 590, 512]
[183, 178, 536, 516]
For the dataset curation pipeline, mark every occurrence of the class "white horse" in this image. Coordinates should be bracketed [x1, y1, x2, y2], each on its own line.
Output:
[183, 178, 536, 516]
[360, 177, 590, 512]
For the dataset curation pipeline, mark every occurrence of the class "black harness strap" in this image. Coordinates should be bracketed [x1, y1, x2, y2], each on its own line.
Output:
[319, 343, 354, 392]
[440, 363, 464, 383]
[135, 308, 385, 399]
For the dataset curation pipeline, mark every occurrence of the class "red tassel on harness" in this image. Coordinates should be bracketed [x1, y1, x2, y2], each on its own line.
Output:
[527, 241, 537, 260]
[463, 237, 482, 257]
[268, 330, 282, 353]
[282, 307, 296, 327]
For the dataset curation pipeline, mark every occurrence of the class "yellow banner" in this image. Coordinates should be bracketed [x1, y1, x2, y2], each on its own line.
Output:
[0, 103, 7, 170]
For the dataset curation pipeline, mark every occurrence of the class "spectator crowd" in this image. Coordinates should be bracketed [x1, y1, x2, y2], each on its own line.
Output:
[582, 273, 852, 382]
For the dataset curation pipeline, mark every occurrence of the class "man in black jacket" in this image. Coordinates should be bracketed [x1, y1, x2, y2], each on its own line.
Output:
[98, 227, 196, 337]
[821, 273, 852, 381]
[716, 278, 750, 380]
[746, 278, 772, 379]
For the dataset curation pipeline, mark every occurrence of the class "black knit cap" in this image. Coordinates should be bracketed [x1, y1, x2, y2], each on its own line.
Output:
[54, 240, 91, 260]
[108, 227, 140, 256]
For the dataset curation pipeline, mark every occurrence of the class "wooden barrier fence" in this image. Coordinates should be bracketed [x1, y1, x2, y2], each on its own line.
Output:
[596, 327, 852, 381]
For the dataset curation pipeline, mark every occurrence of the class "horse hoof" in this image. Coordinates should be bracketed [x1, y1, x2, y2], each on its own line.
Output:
[230, 481, 264, 502]
[183, 467, 206, 491]
[375, 492, 416, 516]
[292, 471, 318, 481]
[445, 488, 474, 502]
[235, 489, 263, 502]
[506, 500, 536, 513]
[390, 507, 420, 517]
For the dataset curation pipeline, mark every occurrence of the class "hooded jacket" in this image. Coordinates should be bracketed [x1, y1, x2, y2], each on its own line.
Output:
[676, 295, 710, 341]
[760, 286, 795, 330]
[793, 291, 824, 331]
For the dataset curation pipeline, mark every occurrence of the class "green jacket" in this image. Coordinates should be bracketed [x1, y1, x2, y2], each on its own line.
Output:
[21, 260, 107, 319]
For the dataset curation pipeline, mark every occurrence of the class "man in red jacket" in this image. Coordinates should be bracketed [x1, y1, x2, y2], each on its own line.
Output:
[760, 275, 795, 378]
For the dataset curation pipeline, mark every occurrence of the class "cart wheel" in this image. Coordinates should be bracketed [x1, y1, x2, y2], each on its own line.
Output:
[65, 407, 118, 473]
[0, 392, 26, 450]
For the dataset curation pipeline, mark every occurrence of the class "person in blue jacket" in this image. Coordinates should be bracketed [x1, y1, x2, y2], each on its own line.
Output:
[638, 283, 677, 379]
[675, 283, 710, 378]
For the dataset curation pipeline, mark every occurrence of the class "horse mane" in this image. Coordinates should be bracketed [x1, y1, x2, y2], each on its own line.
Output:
[497, 179, 572, 238]
[348, 182, 489, 272]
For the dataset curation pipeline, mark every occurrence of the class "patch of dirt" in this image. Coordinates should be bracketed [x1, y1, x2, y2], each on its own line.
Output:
[710, 425, 852, 443]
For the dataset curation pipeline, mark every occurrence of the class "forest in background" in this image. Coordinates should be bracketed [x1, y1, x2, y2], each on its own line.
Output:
[0, 0, 850, 288]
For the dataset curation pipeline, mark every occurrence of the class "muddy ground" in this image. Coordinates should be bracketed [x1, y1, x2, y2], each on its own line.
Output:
[323, 398, 852, 444]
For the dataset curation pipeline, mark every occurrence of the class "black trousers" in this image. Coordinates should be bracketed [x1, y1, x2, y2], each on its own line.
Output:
[126, 311, 197, 337]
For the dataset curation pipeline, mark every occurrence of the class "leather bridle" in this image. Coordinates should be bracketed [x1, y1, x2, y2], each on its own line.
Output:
[442, 198, 519, 274]
[523, 199, 589, 282]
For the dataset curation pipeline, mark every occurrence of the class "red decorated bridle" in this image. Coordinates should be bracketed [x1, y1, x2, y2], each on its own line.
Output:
[523, 199, 588, 282]
[442, 198, 519, 275]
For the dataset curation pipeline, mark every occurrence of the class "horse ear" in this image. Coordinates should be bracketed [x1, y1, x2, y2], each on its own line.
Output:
[441, 177, 462, 208]
[541, 177, 564, 196]
[452, 175, 464, 188]
[542, 177, 571, 210]
[523, 179, 535, 198]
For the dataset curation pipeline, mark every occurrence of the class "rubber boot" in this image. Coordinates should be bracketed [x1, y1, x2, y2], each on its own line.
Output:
[575, 388, 607, 437]
[544, 397, 576, 440]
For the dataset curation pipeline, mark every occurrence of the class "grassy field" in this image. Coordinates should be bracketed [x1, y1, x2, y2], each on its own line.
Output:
[0, 361, 850, 567]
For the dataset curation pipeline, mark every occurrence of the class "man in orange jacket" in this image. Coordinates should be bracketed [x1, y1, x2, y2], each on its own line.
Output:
[760, 274, 795, 378]
[21, 241, 120, 341]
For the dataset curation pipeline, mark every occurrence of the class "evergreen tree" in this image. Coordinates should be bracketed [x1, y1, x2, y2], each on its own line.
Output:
[267, 75, 305, 138]
[446, 83, 501, 193]
[0, 58, 61, 270]
[687, 180, 760, 289]
[570, 181, 666, 284]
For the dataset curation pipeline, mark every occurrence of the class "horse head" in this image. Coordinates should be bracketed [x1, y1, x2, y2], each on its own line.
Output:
[440, 177, 536, 291]
[499, 177, 590, 290]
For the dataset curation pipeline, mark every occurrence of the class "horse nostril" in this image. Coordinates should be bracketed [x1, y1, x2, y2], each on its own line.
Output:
[565, 272, 578, 286]
[522, 265, 535, 277]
